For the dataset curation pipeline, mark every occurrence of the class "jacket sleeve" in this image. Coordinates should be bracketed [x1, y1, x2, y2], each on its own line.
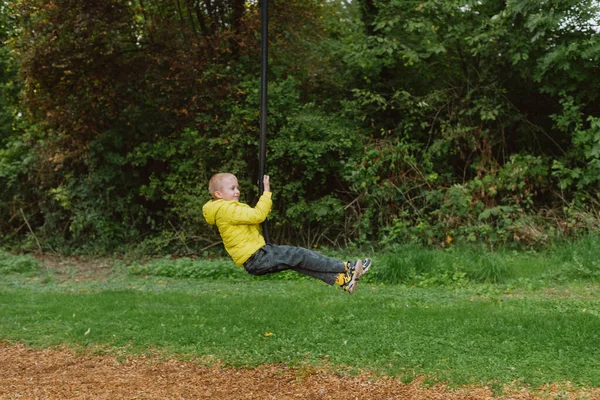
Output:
[223, 193, 272, 225]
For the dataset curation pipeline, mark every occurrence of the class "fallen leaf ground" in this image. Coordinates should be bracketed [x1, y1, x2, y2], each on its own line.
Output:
[1, 343, 599, 400]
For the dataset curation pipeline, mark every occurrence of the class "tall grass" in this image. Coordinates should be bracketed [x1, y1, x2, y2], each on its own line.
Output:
[0, 250, 39, 274]
[548, 234, 600, 281]
[3, 235, 600, 287]
[119, 235, 600, 287]
[364, 235, 600, 287]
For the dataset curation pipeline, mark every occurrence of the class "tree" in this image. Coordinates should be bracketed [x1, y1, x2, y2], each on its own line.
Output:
[342, 0, 600, 244]
[0, 1, 31, 242]
[7, 0, 360, 252]
[0, 1, 17, 144]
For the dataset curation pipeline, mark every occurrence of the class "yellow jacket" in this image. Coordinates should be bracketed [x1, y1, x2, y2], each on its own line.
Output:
[202, 192, 272, 266]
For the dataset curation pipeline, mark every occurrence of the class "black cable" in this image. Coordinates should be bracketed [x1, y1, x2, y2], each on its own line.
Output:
[259, 0, 271, 244]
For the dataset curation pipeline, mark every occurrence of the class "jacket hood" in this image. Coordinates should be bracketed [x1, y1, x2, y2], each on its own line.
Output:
[202, 199, 227, 225]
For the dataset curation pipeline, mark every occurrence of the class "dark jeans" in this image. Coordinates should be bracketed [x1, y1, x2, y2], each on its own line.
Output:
[243, 244, 346, 285]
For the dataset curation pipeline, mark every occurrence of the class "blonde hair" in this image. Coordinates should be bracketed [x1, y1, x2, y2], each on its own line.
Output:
[208, 173, 237, 196]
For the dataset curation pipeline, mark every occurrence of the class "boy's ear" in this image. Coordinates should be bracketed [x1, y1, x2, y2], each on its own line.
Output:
[213, 190, 223, 199]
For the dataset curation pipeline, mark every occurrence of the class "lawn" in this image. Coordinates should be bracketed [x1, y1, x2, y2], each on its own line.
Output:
[1, 249, 599, 391]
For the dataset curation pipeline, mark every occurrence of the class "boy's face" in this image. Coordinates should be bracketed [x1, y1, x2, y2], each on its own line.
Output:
[215, 176, 240, 201]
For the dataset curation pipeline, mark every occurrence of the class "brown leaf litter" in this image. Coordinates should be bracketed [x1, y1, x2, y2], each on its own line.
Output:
[1, 343, 598, 400]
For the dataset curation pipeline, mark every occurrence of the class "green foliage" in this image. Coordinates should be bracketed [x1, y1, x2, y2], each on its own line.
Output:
[367, 235, 600, 286]
[0, 2, 37, 244]
[367, 244, 512, 287]
[127, 257, 247, 280]
[0, 250, 39, 274]
[548, 235, 600, 282]
[0, 2, 17, 133]
[4, 0, 360, 252]
[3, 0, 600, 253]
[466, 252, 512, 284]
[552, 97, 600, 195]
[369, 245, 463, 286]
[341, 0, 600, 246]
[126, 256, 328, 282]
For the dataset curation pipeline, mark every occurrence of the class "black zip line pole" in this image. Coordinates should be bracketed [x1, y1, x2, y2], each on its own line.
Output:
[259, 0, 271, 243]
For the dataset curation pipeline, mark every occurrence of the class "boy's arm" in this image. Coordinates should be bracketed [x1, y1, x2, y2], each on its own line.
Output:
[223, 192, 272, 225]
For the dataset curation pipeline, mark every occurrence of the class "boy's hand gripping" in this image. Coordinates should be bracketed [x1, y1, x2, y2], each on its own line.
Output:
[263, 175, 270, 193]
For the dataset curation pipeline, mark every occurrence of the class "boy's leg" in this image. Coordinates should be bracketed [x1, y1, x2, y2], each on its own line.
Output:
[290, 267, 341, 285]
[244, 244, 346, 285]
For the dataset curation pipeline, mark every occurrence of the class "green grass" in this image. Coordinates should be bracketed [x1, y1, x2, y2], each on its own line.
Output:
[123, 234, 600, 288]
[1, 239, 600, 391]
[1, 275, 599, 389]
[365, 235, 600, 287]
[0, 250, 39, 274]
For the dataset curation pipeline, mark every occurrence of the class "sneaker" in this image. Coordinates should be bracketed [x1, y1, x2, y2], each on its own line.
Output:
[348, 258, 371, 279]
[361, 258, 372, 274]
[342, 259, 364, 294]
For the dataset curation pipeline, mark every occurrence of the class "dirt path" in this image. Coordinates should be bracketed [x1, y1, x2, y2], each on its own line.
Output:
[1, 343, 598, 400]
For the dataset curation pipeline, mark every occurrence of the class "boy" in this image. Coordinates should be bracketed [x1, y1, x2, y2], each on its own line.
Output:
[202, 173, 371, 293]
